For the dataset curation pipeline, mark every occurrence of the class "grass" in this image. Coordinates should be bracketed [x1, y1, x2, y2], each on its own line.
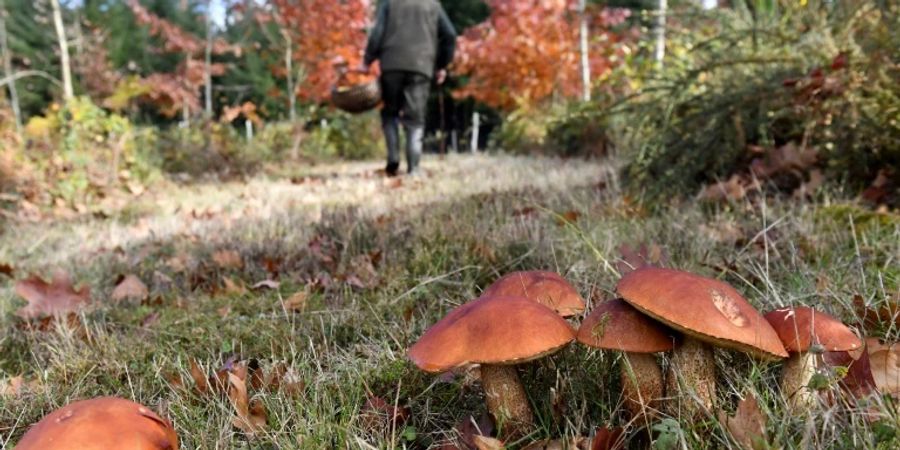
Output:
[0, 153, 898, 449]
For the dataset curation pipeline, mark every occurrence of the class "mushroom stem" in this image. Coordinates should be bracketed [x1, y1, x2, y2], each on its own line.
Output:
[621, 352, 664, 423]
[480, 364, 534, 436]
[665, 336, 716, 418]
[781, 351, 818, 410]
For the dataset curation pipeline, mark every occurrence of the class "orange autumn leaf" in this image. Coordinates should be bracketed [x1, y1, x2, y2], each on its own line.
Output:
[228, 373, 267, 436]
[15, 270, 91, 319]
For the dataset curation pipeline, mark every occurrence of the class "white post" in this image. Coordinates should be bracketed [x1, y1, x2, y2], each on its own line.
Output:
[245, 120, 253, 141]
[654, 0, 668, 68]
[471, 112, 480, 153]
[579, 0, 591, 101]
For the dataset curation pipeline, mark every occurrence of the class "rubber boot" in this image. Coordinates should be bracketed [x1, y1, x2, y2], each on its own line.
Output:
[383, 119, 400, 176]
[405, 125, 424, 176]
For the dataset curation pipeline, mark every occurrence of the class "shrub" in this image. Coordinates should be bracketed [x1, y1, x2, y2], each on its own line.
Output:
[618, 1, 899, 202]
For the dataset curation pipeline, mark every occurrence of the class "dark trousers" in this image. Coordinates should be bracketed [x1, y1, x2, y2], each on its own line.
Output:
[380, 71, 431, 127]
[379, 71, 430, 173]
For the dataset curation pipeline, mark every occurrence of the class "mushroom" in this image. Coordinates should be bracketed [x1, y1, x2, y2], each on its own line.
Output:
[16, 397, 179, 449]
[481, 270, 586, 317]
[616, 267, 788, 418]
[408, 295, 576, 437]
[764, 306, 862, 409]
[577, 299, 677, 422]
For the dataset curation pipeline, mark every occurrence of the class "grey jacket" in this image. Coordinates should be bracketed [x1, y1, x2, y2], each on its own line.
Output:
[364, 0, 457, 78]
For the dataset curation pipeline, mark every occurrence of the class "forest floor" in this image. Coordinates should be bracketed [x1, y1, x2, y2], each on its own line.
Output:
[0, 153, 898, 449]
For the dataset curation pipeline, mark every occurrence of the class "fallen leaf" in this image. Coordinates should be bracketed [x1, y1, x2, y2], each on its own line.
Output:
[15, 270, 90, 319]
[866, 338, 900, 397]
[474, 435, 505, 450]
[212, 250, 244, 270]
[0, 376, 25, 398]
[251, 280, 281, 290]
[718, 394, 766, 450]
[140, 311, 161, 328]
[360, 395, 410, 435]
[189, 359, 210, 395]
[0, 263, 13, 278]
[616, 243, 668, 275]
[221, 277, 247, 295]
[217, 306, 232, 318]
[111, 274, 149, 303]
[281, 290, 309, 312]
[823, 349, 876, 398]
[555, 210, 580, 226]
[854, 294, 900, 330]
[523, 437, 589, 450]
[591, 426, 626, 450]
[700, 175, 749, 203]
[457, 413, 496, 449]
[228, 372, 267, 436]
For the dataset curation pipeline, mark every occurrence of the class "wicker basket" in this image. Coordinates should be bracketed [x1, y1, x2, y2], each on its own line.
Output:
[331, 79, 381, 114]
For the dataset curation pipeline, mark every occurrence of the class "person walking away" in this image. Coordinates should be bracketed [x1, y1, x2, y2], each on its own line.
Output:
[361, 0, 457, 176]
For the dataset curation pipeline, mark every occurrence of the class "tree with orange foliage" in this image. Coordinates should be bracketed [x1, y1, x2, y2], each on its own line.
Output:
[267, 0, 372, 103]
[127, 0, 239, 119]
[454, 0, 631, 111]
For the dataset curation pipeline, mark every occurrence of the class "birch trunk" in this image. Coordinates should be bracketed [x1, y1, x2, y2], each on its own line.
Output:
[50, 0, 74, 101]
[204, 0, 213, 118]
[654, 0, 668, 68]
[284, 31, 295, 122]
[0, 0, 21, 130]
[579, 0, 591, 101]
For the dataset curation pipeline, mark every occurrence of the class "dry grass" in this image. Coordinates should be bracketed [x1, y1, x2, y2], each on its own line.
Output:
[0, 154, 898, 448]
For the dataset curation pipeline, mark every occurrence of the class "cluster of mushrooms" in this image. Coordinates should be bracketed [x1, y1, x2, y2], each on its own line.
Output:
[13, 268, 862, 448]
[408, 268, 863, 439]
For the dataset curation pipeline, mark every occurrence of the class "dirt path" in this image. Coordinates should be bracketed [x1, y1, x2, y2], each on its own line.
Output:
[0, 154, 613, 269]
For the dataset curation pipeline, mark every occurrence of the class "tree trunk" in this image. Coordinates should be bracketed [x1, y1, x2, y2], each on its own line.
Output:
[284, 31, 295, 122]
[204, 0, 213, 118]
[654, 0, 668, 68]
[0, 0, 21, 131]
[579, 0, 591, 101]
[50, 0, 74, 101]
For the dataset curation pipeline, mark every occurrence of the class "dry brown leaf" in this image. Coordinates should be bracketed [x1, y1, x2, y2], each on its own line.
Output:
[228, 372, 267, 436]
[251, 280, 281, 290]
[212, 250, 244, 270]
[616, 243, 668, 275]
[140, 311, 161, 329]
[0, 262, 13, 278]
[221, 277, 247, 295]
[700, 175, 749, 203]
[719, 394, 766, 450]
[111, 274, 149, 303]
[0, 376, 25, 398]
[555, 210, 581, 226]
[282, 290, 309, 312]
[866, 338, 900, 397]
[456, 413, 495, 449]
[591, 426, 626, 450]
[360, 395, 410, 435]
[189, 359, 209, 395]
[15, 270, 90, 319]
[217, 306, 232, 318]
[523, 437, 589, 450]
[474, 435, 505, 450]
[854, 294, 900, 330]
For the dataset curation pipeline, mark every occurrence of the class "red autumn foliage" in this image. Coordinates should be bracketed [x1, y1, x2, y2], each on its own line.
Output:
[266, 0, 373, 103]
[454, 0, 632, 110]
[127, 0, 240, 117]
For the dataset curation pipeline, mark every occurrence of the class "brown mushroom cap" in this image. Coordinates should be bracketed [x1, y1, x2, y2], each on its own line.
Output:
[16, 397, 179, 450]
[481, 271, 586, 317]
[408, 295, 576, 373]
[577, 299, 677, 353]
[764, 306, 862, 353]
[617, 267, 788, 360]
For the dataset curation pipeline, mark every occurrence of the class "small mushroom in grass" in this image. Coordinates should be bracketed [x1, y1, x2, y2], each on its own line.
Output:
[408, 295, 576, 437]
[481, 271, 586, 317]
[16, 397, 179, 449]
[577, 299, 677, 422]
[764, 306, 862, 409]
[617, 268, 788, 418]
